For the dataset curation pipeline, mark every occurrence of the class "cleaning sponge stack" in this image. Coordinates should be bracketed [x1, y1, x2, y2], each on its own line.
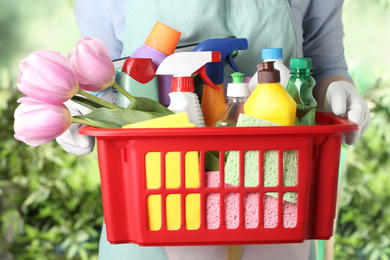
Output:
[205, 114, 299, 230]
[224, 114, 298, 204]
[205, 171, 297, 230]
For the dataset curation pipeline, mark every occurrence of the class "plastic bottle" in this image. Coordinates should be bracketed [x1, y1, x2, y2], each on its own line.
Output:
[156, 51, 221, 127]
[215, 72, 249, 127]
[244, 61, 296, 126]
[192, 38, 248, 127]
[248, 48, 290, 93]
[131, 21, 181, 107]
[286, 58, 317, 125]
[116, 58, 159, 108]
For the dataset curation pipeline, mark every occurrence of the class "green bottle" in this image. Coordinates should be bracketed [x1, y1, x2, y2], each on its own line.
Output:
[286, 58, 317, 125]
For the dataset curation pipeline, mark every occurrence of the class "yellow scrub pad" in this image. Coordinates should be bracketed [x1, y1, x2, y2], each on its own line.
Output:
[125, 112, 200, 230]
[122, 112, 195, 128]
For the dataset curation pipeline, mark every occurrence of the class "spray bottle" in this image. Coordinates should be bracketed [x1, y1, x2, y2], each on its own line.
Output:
[192, 38, 248, 127]
[215, 72, 249, 127]
[156, 51, 221, 127]
[248, 48, 291, 92]
[116, 58, 159, 108]
[131, 21, 181, 107]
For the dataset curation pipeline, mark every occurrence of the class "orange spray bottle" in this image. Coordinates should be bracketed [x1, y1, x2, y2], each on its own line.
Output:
[193, 38, 248, 127]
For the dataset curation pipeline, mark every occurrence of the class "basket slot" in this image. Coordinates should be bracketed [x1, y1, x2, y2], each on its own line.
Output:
[166, 194, 181, 230]
[283, 192, 298, 228]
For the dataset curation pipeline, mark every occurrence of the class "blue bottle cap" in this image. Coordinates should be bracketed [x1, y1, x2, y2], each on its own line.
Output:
[262, 48, 283, 60]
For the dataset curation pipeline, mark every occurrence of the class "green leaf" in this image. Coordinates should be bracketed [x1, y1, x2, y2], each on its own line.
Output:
[369, 249, 381, 260]
[205, 151, 220, 171]
[71, 95, 105, 110]
[381, 253, 390, 260]
[112, 81, 174, 116]
[78, 107, 166, 128]
[129, 96, 174, 116]
[66, 244, 78, 259]
[79, 248, 89, 260]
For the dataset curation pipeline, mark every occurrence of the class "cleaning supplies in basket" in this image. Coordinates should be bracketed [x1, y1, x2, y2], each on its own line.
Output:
[192, 38, 248, 127]
[156, 51, 221, 127]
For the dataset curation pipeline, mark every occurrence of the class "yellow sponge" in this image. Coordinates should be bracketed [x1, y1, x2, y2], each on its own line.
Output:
[122, 112, 195, 128]
[125, 112, 200, 231]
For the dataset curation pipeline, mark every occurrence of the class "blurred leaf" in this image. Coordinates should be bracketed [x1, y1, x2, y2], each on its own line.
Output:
[335, 76, 390, 259]
[1, 87, 102, 259]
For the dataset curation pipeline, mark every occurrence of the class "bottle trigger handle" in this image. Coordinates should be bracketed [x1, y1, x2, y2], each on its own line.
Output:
[227, 52, 242, 73]
[194, 65, 220, 91]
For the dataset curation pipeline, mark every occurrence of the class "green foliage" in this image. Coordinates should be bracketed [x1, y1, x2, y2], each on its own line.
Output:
[335, 78, 390, 260]
[0, 86, 103, 259]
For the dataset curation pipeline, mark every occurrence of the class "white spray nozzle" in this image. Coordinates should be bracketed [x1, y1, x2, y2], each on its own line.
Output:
[156, 51, 221, 77]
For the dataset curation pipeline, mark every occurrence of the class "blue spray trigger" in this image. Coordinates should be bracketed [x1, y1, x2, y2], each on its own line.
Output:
[192, 38, 248, 84]
[227, 52, 242, 73]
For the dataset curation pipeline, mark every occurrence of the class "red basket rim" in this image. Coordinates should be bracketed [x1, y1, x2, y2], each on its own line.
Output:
[79, 112, 358, 138]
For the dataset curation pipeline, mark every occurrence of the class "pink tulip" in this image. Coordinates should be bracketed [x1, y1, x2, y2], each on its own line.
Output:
[18, 50, 79, 105]
[69, 37, 115, 92]
[14, 97, 72, 146]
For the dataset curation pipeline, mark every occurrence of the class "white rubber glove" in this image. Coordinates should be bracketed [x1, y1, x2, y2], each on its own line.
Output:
[56, 87, 118, 155]
[325, 81, 370, 145]
[56, 100, 95, 156]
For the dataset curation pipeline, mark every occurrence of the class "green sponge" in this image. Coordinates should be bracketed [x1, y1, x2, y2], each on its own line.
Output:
[224, 114, 298, 203]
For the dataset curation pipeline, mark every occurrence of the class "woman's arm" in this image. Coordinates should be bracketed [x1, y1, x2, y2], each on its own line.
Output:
[74, 0, 129, 59]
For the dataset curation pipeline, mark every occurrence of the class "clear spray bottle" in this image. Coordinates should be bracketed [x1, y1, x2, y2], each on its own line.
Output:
[215, 72, 249, 127]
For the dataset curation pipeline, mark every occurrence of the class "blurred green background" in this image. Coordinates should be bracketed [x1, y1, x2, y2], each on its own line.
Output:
[0, 0, 389, 259]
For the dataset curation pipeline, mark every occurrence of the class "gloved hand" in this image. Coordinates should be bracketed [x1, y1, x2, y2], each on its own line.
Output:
[56, 87, 118, 155]
[325, 81, 370, 145]
[56, 99, 95, 156]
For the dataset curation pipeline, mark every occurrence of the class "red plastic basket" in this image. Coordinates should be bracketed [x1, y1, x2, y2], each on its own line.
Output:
[79, 112, 357, 246]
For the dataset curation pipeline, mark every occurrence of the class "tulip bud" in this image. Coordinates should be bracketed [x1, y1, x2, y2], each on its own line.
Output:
[69, 37, 116, 92]
[17, 50, 79, 104]
[14, 97, 72, 146]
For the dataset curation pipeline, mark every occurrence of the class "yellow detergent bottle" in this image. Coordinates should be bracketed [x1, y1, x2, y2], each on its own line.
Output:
[244, 61, 296, 126]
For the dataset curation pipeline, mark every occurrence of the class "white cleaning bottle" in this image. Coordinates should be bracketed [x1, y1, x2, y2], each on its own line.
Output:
[156, 51, 221, 127]
[248, 48, 291, 93]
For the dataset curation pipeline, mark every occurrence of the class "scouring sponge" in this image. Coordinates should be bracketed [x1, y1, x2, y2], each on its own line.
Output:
[205, 171, 297, 229]
[124, 112, 200, 231]
[224, 114, 298, 204]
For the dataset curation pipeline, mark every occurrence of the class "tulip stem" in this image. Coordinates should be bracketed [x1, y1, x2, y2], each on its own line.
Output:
[72, 117, 119, 129]
[112, 82, 136, 103]
[77, 89, 121, 109]
[72, 117, 96, 126]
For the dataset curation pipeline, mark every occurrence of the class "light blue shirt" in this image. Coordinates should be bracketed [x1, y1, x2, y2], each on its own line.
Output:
[74, 0, 352, 84]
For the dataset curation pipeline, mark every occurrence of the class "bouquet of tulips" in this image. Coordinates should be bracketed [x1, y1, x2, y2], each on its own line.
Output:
[13, 37, 173, 147]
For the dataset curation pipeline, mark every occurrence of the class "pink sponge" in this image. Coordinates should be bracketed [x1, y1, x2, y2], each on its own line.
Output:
[206, 171, 297, 230]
